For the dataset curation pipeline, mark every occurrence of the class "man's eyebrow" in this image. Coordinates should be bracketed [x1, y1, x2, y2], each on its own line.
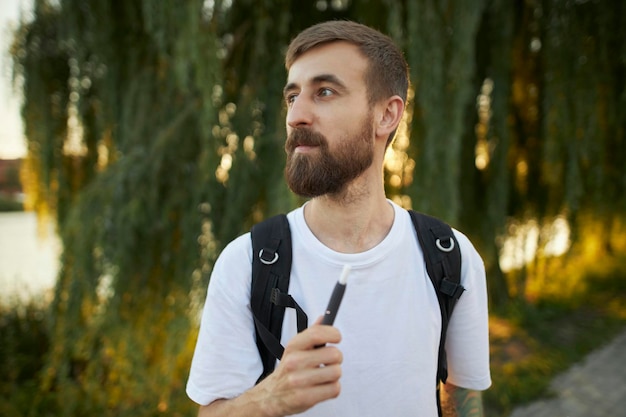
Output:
[283, 73, 348, 97]
[311, 73, 348, 90]
[283, 82, 298, 97]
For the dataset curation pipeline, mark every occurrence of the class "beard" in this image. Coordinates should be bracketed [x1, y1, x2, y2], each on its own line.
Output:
[284, 115, 374, 198]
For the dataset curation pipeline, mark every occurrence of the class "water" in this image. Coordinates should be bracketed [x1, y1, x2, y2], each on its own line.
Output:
[0, 211, 60, 304]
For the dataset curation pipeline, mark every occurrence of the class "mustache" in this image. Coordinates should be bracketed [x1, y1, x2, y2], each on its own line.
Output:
[285, 128, 327, 153]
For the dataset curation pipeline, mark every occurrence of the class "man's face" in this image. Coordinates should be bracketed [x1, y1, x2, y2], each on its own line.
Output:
[284, 114, 374, 197]
[282, 42, 375, 197]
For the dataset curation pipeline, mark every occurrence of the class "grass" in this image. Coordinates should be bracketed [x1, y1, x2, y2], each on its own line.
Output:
[0, 298, 51, 416]
[484, 255, 626, 416]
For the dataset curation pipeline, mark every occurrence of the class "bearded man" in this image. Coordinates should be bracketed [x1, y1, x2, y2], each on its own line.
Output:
[186, 20, 491, 417]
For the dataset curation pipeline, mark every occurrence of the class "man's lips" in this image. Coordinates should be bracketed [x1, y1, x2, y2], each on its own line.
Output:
[286, 127, 325, 153]
[294, 144, 319, 153]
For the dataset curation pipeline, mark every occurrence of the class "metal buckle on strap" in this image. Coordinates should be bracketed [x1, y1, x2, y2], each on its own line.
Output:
[259, 249, 279, 265]
[435, 237, 455, 253]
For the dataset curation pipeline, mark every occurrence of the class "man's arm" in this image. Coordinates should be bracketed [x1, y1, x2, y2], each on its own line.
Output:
[441, 383, 485, 417]
[197, 323, 343, 417]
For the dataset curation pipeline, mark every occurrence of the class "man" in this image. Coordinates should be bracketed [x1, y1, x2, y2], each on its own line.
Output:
[186, 20, 491, 417]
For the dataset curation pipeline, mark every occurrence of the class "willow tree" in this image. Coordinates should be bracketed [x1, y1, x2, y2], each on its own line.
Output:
[540, 0, 626, 238]
[13, 0, 225, 414]
[11, 0, 626, 414]
[403, 0, 488, 224]
[498, 0, 626, 300]
[455, 0, 516, 303]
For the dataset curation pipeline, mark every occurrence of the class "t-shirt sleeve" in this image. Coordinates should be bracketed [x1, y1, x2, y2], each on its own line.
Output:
[444, 230, 492, 390]
[186, 233, 263, 405]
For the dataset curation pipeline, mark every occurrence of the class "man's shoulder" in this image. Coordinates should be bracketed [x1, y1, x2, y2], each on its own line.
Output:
[450, 227, 482, 263]
[217, 232, 253, 266]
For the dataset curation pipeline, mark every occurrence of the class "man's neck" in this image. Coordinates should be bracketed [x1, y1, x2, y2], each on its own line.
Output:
[303, 185, 394, 254]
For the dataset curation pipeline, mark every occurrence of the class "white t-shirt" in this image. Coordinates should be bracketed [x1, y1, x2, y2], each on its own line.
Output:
[187, 201, 491, 416]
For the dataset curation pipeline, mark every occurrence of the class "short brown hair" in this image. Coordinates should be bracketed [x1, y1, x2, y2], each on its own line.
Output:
[285, 20, 409, 106]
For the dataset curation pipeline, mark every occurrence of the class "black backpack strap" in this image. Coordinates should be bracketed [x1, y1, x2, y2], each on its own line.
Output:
[408, 210, 464, 403]
[250, 214, 308, 382]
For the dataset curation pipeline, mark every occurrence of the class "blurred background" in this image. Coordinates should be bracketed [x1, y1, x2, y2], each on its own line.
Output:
[0, 1, 624, 416]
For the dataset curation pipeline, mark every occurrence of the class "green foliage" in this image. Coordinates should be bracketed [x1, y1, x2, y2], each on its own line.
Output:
[405, 0, 488, 222]
[0, 299, 49, 416]
[12, 0, 225, 410]
[7, 0, 626, 415]
[0, 293, 197, 417]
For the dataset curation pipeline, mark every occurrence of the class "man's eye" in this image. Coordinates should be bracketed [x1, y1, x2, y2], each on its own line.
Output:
[318, 88, 333, 97]
[285, 94, 298, 105]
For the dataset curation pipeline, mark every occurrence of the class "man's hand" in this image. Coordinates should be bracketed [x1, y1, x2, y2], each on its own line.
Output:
[198, 319, 343, 417]
[261, 320, 343, 415]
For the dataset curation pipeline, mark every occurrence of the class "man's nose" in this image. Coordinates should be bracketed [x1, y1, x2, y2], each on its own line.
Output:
[286, 95, 314, 129]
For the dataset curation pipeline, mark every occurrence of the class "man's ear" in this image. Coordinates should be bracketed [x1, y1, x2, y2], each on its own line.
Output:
[375, 96, 405, 139]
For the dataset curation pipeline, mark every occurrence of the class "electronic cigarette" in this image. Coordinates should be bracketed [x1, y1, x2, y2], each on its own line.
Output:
[321, 264, 351, 325]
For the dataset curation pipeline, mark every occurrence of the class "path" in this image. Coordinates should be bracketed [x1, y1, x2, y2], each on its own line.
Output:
[508, 327, 626, 417]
